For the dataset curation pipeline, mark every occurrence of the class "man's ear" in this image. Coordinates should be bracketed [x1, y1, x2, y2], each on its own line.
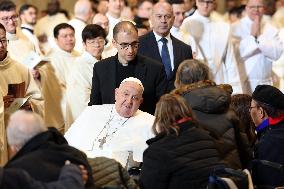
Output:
[259, 107, 267, 119]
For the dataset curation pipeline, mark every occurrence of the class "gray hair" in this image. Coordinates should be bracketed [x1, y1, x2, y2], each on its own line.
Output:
[174, 59, 209, 88]
[7, 110, 47, 148]
[74, 0, 92, 16]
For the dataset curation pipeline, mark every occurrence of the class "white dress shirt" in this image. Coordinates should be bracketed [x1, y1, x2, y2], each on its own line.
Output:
[153, 31, 174, 70]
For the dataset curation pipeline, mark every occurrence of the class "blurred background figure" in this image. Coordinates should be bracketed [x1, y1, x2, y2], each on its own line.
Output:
[228, 5, 246, 23]
[183, 0, 195, 17]
[97, 0, 109, 14]
[68, 0, 94, 54]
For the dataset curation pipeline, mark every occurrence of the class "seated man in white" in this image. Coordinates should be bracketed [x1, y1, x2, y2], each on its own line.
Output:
[65, 77, 155, 166]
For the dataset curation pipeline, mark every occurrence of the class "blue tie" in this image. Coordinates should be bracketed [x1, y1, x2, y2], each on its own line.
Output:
[160, 37, 172, 79]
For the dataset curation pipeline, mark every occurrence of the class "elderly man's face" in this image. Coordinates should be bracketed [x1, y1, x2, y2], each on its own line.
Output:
[115, 81, 143, 117]
[0, 9, 18, 34]
[151, 2, 174, 37]
[196, 0, 215, 17]
[55, 27, 75, 53]
[246, 0, 264, 21]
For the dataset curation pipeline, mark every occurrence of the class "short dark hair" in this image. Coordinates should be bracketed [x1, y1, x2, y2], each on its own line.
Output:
[167, 0, 184, 5]
[82, 24, 106, 43]
[137, 0, 153, 8]
[0, 0, 16, 12]
[19, 4, 37, 15]
[53, 23, 75, 38]
[113, 21, 138, 40]
[0, 23, 6, 32]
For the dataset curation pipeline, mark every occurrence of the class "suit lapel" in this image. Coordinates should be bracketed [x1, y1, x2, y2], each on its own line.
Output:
[134, 55, 147, 84]
[171, 35, 180, 72]
[149, 32, 162, 63]
[108, 56, 117, 101]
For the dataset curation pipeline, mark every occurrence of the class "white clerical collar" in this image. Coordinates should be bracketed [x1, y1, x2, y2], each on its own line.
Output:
[193, 10, 211, 23]
[153, 31, 171, 43]
[21, 24, 34, 30]
[82, 51, 99, 65]
[6, 32, 18, 41]
[106, 12, 121, 22]
[54, 45, 78, 57]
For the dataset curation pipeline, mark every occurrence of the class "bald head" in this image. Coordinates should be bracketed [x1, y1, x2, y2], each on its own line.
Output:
[74, 0, 93, 22]
[7, 110, 47, 149]
[93, 13, 109, 34]
[113, 21, 138, 40]
[151, 2, 174, 37]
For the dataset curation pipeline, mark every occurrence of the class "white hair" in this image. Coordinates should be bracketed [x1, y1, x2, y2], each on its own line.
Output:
[120, 77, 144, 92]
[7, 110, 47, 148]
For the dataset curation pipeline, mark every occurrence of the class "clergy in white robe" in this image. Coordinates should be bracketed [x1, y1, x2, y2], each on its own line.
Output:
[68, 0, 93, 54]
[65, 77, 155, 166]
[46, 23, 79, 132]
[0, 90, 6, 166]
[65, 51, 99, 129]
[232, 0, 283, 94]
[181, 6, 242, 94]
[65, 24, 106, 129]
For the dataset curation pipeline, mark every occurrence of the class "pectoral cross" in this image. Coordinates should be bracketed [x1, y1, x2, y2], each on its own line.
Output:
[98, 137, 106, 149]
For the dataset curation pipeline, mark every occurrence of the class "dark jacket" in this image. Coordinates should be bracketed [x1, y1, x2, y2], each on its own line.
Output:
[4, 127, 94, 188]
[0, 164, 85, 189]
[88, 157, 138, 189]
[88, 54, 168, 114]
[139, 120, 222, 189]
[253, 119, 284, 187]
[138, 31, 193, 91]
[174, 81, 250, 169]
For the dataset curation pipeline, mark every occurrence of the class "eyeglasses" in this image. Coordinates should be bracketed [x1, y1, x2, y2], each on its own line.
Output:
[86, 39, 106, 46]
[0, 39, 8, 45]
[0, 15, 18, 23]
[198, 0, 214, 5]
[247, 5, 264, 10]
[116, 41, 139, 50]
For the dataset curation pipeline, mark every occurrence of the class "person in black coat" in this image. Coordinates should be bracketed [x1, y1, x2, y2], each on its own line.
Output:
[88, 21, 167, 114]
[172, 59, 251, 169]
[138, 2, 193, 91]
[250, 85, 284, 187]
[5, 110, 95, 189]
[140, 94, 223, 189]
[0, 163, 85, 189]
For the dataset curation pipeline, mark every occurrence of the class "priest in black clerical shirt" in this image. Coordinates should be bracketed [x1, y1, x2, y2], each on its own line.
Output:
[88, 21, 168, 114]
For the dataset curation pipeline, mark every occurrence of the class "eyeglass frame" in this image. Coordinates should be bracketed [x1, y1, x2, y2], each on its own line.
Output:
[247, 5, 264, 10]
[0, 15, 18, 23]
[114, 40, 140, 50]
[0, 39, 8, 45]
[86, 38, 106, 46]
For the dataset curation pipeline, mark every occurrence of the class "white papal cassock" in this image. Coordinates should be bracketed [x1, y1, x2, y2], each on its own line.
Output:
[65, 104, 155, 166]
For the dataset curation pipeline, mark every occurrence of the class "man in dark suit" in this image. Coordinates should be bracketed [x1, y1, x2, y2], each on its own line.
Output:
[138, 2, 193, 90]
[88, 21, 167, 114]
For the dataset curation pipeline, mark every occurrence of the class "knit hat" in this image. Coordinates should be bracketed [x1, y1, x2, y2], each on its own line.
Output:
[252, 85, 284, 110]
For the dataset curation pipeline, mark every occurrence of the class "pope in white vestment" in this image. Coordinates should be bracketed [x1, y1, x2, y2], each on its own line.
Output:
[232, 16, 283, 93]
[65, 104, 154, 166]
[65, 77, 155, 166]
[181, 11, 242, 94]
[65, 51, 99, 129]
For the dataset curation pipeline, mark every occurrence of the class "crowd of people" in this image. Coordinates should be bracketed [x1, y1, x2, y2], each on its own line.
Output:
[1, 0, 284, 188]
